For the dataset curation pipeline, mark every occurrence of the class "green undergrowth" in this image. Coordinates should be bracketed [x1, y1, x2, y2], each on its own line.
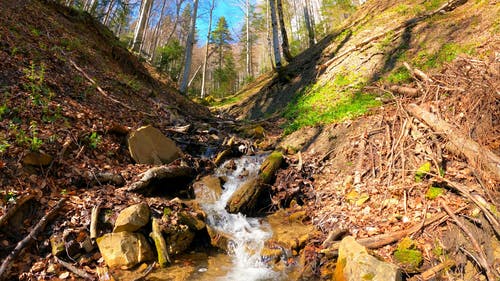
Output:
[283, 72, 381, 134]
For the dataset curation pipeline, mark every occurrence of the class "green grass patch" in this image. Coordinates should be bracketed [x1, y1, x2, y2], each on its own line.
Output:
[385, 66, 412, 84]
[283, 73, 381, 134]
[414, 43, 476, 70]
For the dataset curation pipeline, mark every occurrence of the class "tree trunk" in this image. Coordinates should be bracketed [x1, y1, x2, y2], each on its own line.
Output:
[269, 0, 282, 69]
[276, 0, 293, 62]
[179, 0, 199, 94]
[132, 0, 153, 53]
[149, 0, 167, 62]
[245, 0, 252, 77]
[304, 0, 315, 47]
[201, 0, 216, 99]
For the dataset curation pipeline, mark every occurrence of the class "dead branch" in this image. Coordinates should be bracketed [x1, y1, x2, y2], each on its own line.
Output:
[407, 103, 500, 180]
[354, 130, 367, 186]
[0, 198, 66, 280]
[389, 85, 419, 97]
[404, 62, 433, 83]
[440, 200, 497, 281]
[55, 256, 94, 280]
[435, 176, 500, 237]
[90, 203, 100, 240]
[323, 206, 466, 253]
[420, 258, 456, 280]
[127, 165, 194, 192]
[0, 194, 35, 227]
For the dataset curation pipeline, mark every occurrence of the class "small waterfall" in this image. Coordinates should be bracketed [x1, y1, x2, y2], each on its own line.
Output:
[200, 155, 280, 281]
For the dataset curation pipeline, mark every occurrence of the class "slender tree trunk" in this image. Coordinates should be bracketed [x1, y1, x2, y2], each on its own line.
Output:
[149, 0, 167, 62]
[245, 0, 252, 77]
[269, 0, 282, 69]
[180, 0, 199, 94]
[132, 0, 153, 53]
[304, 0, 315, 47]
[201, 0, 216, 99]
[103, 0, 116, 26]
[276, 0, 293, 62]
[266, 0, 274, 69]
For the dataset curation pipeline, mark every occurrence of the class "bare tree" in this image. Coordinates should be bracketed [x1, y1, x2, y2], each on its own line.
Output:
[304, 0, 315, 47]
[132, 0, 154, 52]
[269, 0, 281, 70]
[200, 0, 216, 98]
[276, 0, 292, 62]
[180, 0, 199, 94]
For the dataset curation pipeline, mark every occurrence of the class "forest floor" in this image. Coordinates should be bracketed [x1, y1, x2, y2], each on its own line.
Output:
[0, 0, 499, 280]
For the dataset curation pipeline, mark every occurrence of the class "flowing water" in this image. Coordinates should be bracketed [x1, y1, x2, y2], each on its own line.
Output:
[199, 155, 282, 281]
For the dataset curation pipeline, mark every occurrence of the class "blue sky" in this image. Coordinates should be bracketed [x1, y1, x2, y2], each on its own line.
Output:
[196, 1, 245, 45]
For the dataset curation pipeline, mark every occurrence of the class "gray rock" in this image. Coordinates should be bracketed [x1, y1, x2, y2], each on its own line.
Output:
[113, 203, 150, 233]
[96, 232, 153, 268]
[336, 236, 401, 281]
[128, 125, 181, 165]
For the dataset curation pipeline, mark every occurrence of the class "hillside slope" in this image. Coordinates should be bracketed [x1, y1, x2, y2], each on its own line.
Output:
[222, 0, 498, 123]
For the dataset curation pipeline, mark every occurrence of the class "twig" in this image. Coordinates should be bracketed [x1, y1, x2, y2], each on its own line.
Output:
[436, 176, 500, 237]
[420, 258, 455, 280]
[55, 256, 94, 280]
[132, 262, 156, 281]
[324, 206, 466, 252]
[0, 198, 66, 280]
[354, 130, 367, 187]
[440, 200, 496, 281]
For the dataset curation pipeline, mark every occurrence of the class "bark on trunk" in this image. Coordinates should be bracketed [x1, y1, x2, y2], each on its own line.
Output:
[269, 0, 282, 69]
[201, 0, 216, 99]
[180, 0, 199, 94]
[132, 0, 153, 53]
[277, 0, 293, 62]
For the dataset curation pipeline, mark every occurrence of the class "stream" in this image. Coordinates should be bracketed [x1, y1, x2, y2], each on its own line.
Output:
[200, 155, 281, 281]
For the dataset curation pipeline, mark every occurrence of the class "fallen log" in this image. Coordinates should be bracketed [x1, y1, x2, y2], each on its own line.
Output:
[389, 85, 419, 97]
[407, 103, 500, 180]
[127, 165, 194, 193]
[0, 198, 66, 280]
[226, 151, 283, 214]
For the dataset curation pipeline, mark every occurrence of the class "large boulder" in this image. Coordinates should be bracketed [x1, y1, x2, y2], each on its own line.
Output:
[113, 203, 150, 233]
[128, 125, 181, 165]
[335, 236, 401, 281]
[96, 232, 153, 268]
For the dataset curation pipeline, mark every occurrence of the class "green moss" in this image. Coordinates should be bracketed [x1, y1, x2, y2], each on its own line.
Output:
[362, 272, 375, 280]
[415, 162, 431, 182]
[413, 43, 476, 70]
[283, 72, 381, 134]
[385, 67, 412, 84]
[394, 249, 423, 270]
[394, 237, 423, 270]
[426, 186, 444, 199]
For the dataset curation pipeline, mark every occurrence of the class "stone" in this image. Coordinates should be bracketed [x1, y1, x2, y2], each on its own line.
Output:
[206, 225, 233, 252]
[335, 236, 401, 281]
[128, 125, 181, 165]
[22, 151, 53, 166]
[113, 203, 150, 233]
[164, 224, 195, 255]
[178, 211, 206, 231]
[96, 232, 153, 268]
[192, 176, 222, 203]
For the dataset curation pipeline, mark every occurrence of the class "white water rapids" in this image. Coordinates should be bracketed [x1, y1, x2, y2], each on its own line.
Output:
[199, 155, 281, 281]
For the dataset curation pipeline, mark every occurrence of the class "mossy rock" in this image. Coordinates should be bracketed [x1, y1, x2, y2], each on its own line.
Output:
[259, 151, 283, 183]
